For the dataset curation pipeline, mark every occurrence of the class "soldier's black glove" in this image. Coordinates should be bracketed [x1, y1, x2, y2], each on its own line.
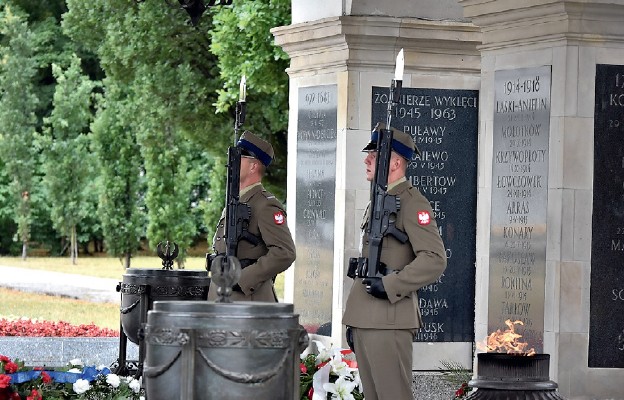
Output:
[362, 277, 388, 300]
[206, 253, 217, 270]
[232, 283, 243, 293]
[346, 326, 355, 352]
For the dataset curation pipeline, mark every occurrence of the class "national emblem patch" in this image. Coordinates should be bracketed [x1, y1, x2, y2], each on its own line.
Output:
[417, 211, 431, 225]
[274, 211, 285, 225]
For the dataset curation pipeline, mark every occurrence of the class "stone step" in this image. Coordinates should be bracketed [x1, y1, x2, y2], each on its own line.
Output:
[0, 337, 138, 368]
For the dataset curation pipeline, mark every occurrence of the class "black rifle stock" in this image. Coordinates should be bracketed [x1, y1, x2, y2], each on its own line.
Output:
[361, 129, 408, 279]
[224, 146, 259, 259]
[347, 76, 408, 280]
[206, 96, 258, 272]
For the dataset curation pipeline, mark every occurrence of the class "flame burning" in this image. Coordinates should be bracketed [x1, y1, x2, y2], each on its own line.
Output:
[477, 319, 536, 356]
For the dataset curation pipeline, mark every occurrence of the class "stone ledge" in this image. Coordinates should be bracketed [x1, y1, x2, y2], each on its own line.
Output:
[0, 337, 138, 368]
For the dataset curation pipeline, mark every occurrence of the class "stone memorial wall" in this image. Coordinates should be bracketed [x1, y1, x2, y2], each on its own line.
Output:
[589, 64, 624, 368]
[294, 85, 338, 334]
[488, 66, 551, 352]
[371, 86, 478, 342]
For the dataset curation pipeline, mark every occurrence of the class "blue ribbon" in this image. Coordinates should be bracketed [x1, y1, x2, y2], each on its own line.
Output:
[8, 366, 111, 384]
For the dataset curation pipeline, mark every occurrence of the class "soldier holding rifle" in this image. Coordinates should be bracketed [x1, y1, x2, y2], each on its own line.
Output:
[342, 51, 447, 400]
[207, 77, 295, 302]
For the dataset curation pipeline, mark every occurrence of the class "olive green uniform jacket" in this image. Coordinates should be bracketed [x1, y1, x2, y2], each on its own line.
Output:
[343, 178, 447, 329]
[208, 183, 296, 302]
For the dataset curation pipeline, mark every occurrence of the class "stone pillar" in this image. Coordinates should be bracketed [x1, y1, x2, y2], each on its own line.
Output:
[459, 0, 624, 398]
[273, 0, 482, 374]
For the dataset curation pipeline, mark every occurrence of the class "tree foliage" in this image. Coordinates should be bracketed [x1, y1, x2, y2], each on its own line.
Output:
[209, 0, 291, 200]
[40, 54, 98, 264]
[0, 0, 292, 257]
[91, 79, 144, 267]
[0, 5, 41, 259]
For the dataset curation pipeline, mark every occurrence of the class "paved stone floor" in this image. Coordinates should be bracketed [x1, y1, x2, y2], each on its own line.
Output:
[0, 264, 119, 303]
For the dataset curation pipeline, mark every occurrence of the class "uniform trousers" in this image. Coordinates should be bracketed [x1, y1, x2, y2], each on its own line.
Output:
[352, 327, 414, 400]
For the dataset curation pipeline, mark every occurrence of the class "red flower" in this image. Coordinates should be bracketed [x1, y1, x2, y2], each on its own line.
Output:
[300, 363, 307, 374]
[0, 319, 118, 337]
[307, 387, 314, 400]
[40, 371, 51, 384]
[3, 363, 17, 374]
[0, 356, 9, 363]
[455, 383, 470, 398]
[26, 389, 42, 400]
[10, 393, 20, 400]
[0, 375, 11, 389]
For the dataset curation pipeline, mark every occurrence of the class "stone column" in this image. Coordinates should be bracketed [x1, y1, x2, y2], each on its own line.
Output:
[459, 0, 624, 398]
[273, 0, 481, 374]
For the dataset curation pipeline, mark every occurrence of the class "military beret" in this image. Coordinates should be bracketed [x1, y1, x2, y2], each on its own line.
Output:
[362, 122, 420, 160]
[237, 130, 274, 167]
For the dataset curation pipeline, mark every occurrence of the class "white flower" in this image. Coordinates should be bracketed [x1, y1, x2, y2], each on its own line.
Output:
[69, 358, 84, 367]
[67, 368, 82, 374]
[96, 364, 107, 371]
[73, 379, 91, 394]
[128, 377, 141, 393]
[329, 355, 351, 378]
[312, 363, 331, 400]
[324, 375, 357, 400]
[106, 373, 121, 388]
[314, 341, 335, 364]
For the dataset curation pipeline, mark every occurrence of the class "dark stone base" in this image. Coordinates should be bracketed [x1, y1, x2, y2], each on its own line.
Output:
[465, 389, 566, 400]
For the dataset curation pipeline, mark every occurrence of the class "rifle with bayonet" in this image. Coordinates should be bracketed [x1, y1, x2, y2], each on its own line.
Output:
[207, 77, 259, 300]
[348, 51, 408, 281]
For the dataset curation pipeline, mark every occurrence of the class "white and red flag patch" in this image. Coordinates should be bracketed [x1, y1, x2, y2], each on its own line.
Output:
[417, 211, 431, 226]
[274, 211, 285, 225]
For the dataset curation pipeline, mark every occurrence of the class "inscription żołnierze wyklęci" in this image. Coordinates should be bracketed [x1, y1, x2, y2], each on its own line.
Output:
[372, 86, 479, 342]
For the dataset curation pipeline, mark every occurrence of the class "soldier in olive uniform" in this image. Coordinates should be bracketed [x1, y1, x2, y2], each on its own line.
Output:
[208, 131, 296, 302]
[342, 124, 447, 400]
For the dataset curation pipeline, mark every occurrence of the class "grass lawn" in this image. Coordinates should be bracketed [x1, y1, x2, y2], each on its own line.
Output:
[0, 256, 285, 331]
[0, 287, 121, 330]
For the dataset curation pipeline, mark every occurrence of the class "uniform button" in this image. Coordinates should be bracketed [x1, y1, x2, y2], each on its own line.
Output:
[396, 294, 401, 297]
[250, 287, 255, 293]
[216, 238, 220, 241]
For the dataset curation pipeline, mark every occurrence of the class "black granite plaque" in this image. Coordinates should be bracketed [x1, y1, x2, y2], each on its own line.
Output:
[589, 64, 624, 368]
[488, 66, 551, 353]
[372, 86, 478, 342]
[294, 85, 337, 334]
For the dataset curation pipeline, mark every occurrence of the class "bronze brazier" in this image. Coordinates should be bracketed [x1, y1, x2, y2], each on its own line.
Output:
[114, 243, 210, 376]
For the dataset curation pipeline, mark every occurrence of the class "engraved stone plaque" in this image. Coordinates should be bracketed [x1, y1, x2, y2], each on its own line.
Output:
[372, 86, 478, 342]
[589, 64, 624, 368]
[294, 85, 337, 334]
[488, 66, 551, 352]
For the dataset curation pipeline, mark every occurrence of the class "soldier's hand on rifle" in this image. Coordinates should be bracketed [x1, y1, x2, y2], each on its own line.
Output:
[362, 277, 388, 300]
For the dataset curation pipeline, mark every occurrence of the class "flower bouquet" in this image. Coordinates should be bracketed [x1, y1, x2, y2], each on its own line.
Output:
[299, 341, 364, 400]
[0, 355, 142, 400]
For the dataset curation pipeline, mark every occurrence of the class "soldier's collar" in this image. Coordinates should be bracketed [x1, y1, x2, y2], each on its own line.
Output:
[240, 182, 262, 197]
[388, 176, 407, 191]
